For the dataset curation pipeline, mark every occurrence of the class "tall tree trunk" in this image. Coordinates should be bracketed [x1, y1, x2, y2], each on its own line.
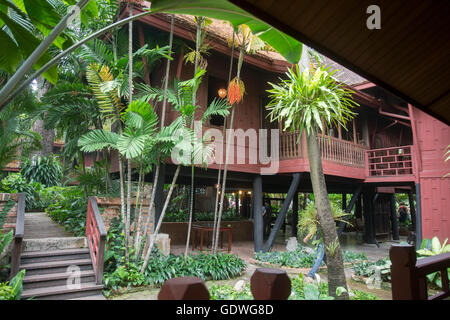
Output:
[141, 165, 181, 272]
[305, 130, 349, 299]
[212, 30, 235, 251]
[213, 45, 244, 254]
[118, 155, 127, 259]
[185, 17, 203, 257]
[125, 159, 132, 261]
[136, 15, 174, 261]
[32, 77, 54, 157]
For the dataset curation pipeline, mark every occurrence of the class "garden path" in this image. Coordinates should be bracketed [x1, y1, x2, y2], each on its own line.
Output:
[24, 212, 72, 239]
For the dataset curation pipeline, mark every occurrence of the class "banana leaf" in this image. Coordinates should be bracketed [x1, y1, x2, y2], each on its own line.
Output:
[150, 0, 303, 64]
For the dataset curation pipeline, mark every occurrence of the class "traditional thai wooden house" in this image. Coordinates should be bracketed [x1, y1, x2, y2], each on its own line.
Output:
[85, 5, 450, 249]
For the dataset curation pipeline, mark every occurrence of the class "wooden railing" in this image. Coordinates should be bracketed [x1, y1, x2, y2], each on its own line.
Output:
[318, 134, 368, 167]
[390, 244, 450, 300]
[366, 145, 415, 177]
[279, 131, 368, 167]
[10, 193, 25, 279]
[86, 197, 107, 285]
[280, 131, 303, 159]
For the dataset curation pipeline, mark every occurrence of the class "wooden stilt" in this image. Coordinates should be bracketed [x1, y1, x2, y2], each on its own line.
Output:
[263, 173, 302, 252]
[253, 175, 263, 252]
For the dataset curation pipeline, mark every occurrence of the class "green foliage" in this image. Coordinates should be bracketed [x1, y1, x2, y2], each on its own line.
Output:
[209, 283, 253, 300]
[163, 208, 241, 222]
[342, 250, 368, 263]
[103, 247, 246, 295]
[266, 64, 357, 136]
[353, 257, 391, 282]
[290, 274, 334, 300]
[417, 236, 450, 256]
[209, 273, 379, 300]
[0, 173, 37, 208]
[417, 237, 450, 289]
[45, 187, 87, 236]
[0, 269, 25, 300]
[350, 289, 379, 300]
[298, 200, 350, 241]
[21, 155, 63, 187]
[255, 248, 366, 270]
[150, 0, 303, 64]
[163, 209, 188, 222]
[254, 247, 316, 269]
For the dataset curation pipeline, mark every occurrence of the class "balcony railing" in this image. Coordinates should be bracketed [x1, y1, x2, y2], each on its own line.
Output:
[366, 145, 415, 177]
[279, 131, 368, 168]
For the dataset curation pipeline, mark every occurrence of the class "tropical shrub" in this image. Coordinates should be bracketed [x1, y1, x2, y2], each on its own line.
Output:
[209, 283, 253, 300]
[45, 187, 87, 236]
[163, 209, 188, 222]
[353, 257, 391, 282]
[0, 270, 25, 300]
[103, 248, 246, 296]
[417, 237, 450, 289]
[342, 250, 368, 263]
[254, 247, 316, 268]
[209, 274, 379, 300]
[0, 173, 37, 208]
[21, 155, 63, 187]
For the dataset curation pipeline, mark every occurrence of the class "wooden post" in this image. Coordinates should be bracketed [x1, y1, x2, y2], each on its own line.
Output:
[408, 191, 417, 237]
[390, 244, 420, 300]
[415, 183, 423, 250]
[337, 186, 362, 236]
[353, 119, 358, 144]
[253, 175, 263, 252]
[263, 173, 302, 252]
[342, 193, 347, 211]
[390, 194, 400, 240]
[292, 192, 298, 237]
[363, 190, 376, 244]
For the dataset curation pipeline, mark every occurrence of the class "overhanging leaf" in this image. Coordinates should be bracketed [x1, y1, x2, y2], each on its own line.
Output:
[150, 0, 303, 64]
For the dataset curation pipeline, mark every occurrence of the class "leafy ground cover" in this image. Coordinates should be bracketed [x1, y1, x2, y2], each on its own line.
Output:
[209, 274, 378, 300]
[254, 246, 368, 269]
[103, 249, 246, 297]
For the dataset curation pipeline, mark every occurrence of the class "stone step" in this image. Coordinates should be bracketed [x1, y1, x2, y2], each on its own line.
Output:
[21, 248, 90, 264]
[22, 237, 87, 252]
[22, 283, 103, 300]
[20, 259, 93, 276]
[69, 295, 106, 300]
[23, 270, 96, 290]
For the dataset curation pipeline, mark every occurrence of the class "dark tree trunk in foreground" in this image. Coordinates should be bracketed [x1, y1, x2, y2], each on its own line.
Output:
[306, 130, 349, 299]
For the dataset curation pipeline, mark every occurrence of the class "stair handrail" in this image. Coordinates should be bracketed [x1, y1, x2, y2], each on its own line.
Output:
[86, 197, 107, 285]
[10, 192, 25, 279]
[390, 244, 450, 300]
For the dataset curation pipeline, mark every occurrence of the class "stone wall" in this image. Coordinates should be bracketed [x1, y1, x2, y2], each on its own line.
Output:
[0, 193, 19, 234]
[94, 196, 170, 254]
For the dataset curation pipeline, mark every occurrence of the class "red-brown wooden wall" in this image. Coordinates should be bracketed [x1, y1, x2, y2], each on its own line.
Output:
[413, 107, 450, 241]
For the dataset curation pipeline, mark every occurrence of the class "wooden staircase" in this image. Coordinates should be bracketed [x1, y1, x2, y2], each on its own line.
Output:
[10, 194, 107, 300]
[20, 248, 104, 300]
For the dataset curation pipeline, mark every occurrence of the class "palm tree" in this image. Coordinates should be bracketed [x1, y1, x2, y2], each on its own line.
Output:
[212, 24, 268, 254]
[266, 64, 357, 299]
[139, 68, 230, 271]
[78, 98, 162, 254]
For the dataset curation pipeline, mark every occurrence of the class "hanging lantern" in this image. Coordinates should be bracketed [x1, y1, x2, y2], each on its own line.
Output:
[218, 88, 227, 99]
